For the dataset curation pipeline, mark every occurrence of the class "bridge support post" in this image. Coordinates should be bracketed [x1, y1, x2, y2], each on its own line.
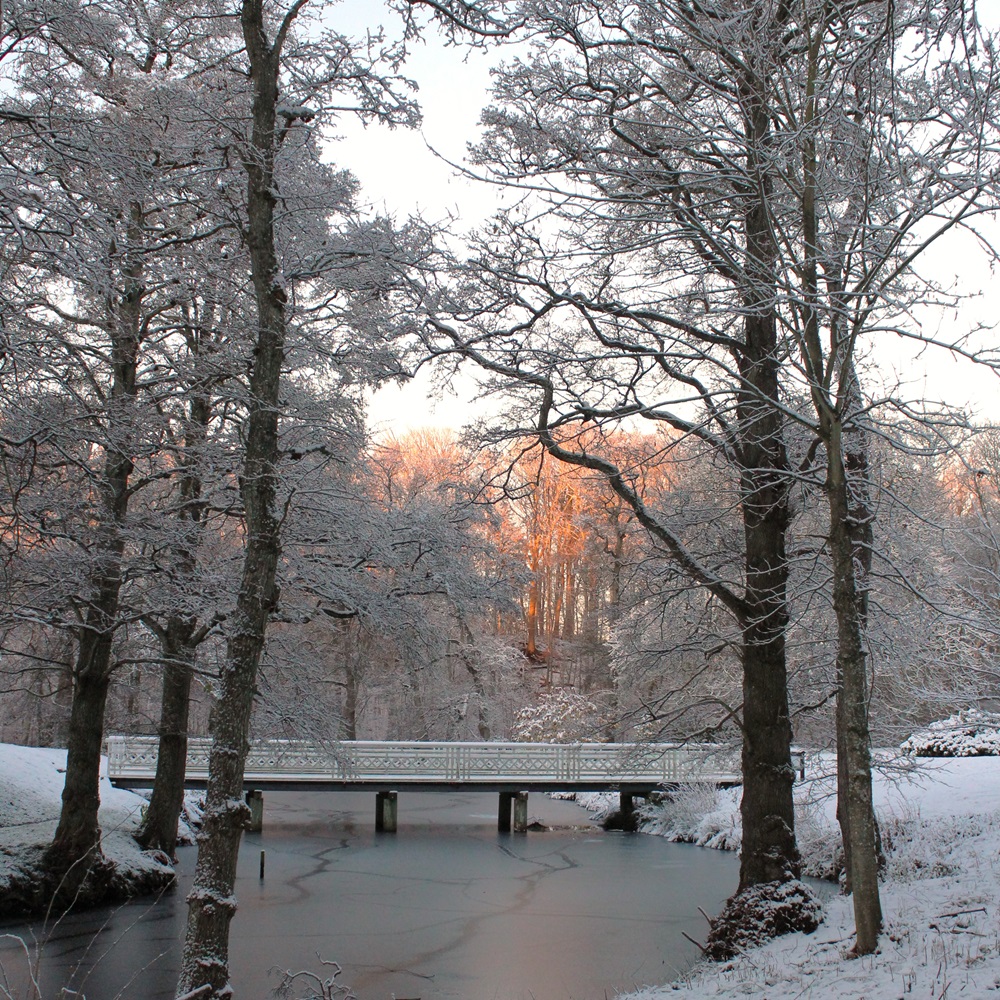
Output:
[619, 791, 634, 820]
[376, 790, 398, 833]
[512, 791, 529, 833]
[245, 789, 264, 833]
[498, 791, 513, 832]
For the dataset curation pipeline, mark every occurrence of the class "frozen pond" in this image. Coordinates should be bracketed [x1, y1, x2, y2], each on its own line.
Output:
[0, 790, 738, 999]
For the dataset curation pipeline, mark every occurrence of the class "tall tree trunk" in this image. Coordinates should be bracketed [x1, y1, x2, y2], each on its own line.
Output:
[735, 327, 798, 889]
[828, 428, 882, 953]
[137, 357, 212, 858]
[177, 5, 287, 994]
[798, 24, 882, 945]
[733, 51, 798, 889]
[45, 200, 143, 893]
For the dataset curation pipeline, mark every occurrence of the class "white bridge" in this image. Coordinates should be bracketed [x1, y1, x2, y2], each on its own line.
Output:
[106, 736, 777, 832]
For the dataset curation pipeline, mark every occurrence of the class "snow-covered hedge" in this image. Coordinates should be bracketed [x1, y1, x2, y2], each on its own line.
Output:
[902, 709, 1000, 757]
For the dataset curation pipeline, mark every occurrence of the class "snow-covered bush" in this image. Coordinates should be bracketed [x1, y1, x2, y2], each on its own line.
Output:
[512, 690, 606, 742]
[902, 709, 1000, 756]
[639, 783, 742, 852]
[704, 880, 823, 960]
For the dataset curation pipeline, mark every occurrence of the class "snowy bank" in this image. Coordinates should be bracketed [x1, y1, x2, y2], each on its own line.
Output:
[0, 743, 176, 916]
[617, 755, 1000, 1000]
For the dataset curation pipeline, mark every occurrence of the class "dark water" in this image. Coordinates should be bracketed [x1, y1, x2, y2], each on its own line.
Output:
[0, 791, 738, 1000]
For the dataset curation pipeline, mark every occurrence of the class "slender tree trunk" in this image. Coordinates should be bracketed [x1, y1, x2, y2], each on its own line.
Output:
[828, 411, 882, 953]
[138, 359, 212, 858]
[342, 649, 358, 741]
[177, 5, 287, 994]
[796, 19, 881, 949]
[526, 573, 539, 656]
[135, 623, 195, 858]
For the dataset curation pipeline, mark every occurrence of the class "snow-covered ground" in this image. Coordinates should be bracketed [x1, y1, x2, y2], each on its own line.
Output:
[0, 743, 175, 897]
[612, 754, 1000, 1000]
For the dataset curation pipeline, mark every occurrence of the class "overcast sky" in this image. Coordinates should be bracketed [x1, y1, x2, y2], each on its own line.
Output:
[326, 1, 1000, 433]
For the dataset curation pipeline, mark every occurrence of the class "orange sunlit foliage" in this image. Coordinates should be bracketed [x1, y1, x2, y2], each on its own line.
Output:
[939, 431, 1000, 517]
[372, 426, 679, 680]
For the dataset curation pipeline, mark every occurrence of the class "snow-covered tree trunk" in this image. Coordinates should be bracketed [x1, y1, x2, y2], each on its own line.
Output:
[176, 2, 288, 993]
[46, 199, 143, 893]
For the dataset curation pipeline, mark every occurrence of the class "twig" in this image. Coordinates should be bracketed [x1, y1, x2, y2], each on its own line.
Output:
[934, 907, 987, 919]
[176, 987, 212, 1000]
[682, 931, 708, 954]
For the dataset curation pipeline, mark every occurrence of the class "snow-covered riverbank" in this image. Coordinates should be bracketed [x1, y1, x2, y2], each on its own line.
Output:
[608, 754, 1000, 1000]
[0, 743, 175, 913]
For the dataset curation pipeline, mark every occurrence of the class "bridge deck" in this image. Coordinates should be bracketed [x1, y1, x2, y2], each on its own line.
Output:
[106, 737, 752, 791]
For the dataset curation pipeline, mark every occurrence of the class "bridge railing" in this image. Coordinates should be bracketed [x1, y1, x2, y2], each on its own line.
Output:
[105, 736, 752, 786]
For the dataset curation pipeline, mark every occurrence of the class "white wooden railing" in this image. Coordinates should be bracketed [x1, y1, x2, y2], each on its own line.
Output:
[105, 736, 755, 788]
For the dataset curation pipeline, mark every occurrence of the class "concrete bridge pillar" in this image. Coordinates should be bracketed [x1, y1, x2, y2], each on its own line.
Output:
[376, 790, 398, 833]
[512, 791, 529, 833]
[619, 791, 634, 819]
[245, 789, 264, 833]
[498, 791, 513, 832]
[499, 791, 529, 833]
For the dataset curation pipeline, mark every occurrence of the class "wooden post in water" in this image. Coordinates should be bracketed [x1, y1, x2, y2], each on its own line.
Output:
[375, 790, 398, 833]
[245, 789, 264, 833]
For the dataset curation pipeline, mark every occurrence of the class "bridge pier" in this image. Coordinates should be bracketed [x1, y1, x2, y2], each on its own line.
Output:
[498, 791, 529, 833]
[376, 790, 398, 833]
[245, 789, 264, 833]
[619, 790, 635, 819]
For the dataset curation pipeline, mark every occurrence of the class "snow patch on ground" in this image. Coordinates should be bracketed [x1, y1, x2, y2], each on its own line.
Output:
[618, 755, 1000, 1000]
[0, 744, 176, 893]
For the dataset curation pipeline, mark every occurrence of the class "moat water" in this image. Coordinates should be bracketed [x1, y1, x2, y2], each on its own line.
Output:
[0, 790, 738, 999]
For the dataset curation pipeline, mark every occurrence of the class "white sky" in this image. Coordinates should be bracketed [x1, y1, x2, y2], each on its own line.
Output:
[326, 1, 1000, 433]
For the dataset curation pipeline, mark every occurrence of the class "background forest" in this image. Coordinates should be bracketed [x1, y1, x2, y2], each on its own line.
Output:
[4, 421, 999, 752]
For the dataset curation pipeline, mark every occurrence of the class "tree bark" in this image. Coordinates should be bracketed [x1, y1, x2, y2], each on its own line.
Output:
[47, 640, 113, 885]
[828, 414, 883, 954]
[735, 327, 798, 889]
[733, 43, 799, 889]
[176, 3, 288, 994]
[45, 200, 143, 891]
[135, 622, 196, 858]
